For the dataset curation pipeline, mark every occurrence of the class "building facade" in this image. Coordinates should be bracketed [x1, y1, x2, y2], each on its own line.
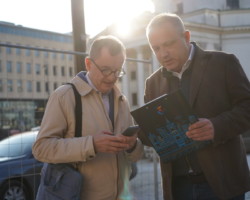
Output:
[1, 0, 250, 136]
[101, 0, 250, 110]
[0, 22, 75, 134]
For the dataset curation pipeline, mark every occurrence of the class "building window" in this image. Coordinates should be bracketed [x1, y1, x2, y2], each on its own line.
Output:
[6, 46, 11, 54]
[131, 71, 136, 80]
[7, 61, 12, 73]
[45, 82, 49, 93]
[54, 82, 58, 90]
[35, 50, 40, 57]
[52, 52, 57, 59]
[61, 66, 65, 76]
[227, 0, 239, 9]
[16, 62, 22, 73]
[27, 80, 32, 92]
[176, 2, 183, 14]
[53, 65, 57, 76]
[61, 53, 65, 60]
[35, 64, 41, 75]
[69, 67, 73, 77]
[17, 80, 23, 92]
[132, 93, 138, 106]
[68, 54, 73, 60]
[7, 79, 13, 92]
[44, 51, 49, 58]
[44, 64, 49, 75]
[36, 81, 41, 92]
[26, 48, 31, 56]
[16, 47, 21, 55]
[0, 80, 3, 92]
[26, 63, 32, 74]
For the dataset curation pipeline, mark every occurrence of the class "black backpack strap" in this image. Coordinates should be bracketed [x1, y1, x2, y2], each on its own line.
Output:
[65, 83, 82, 138]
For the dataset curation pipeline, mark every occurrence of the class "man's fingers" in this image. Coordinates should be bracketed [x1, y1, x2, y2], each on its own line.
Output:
[189, 119, 208, 130]
[93, 134, 130, 154]
[188, 130, 213, 141]
[186, 118, 214, 141]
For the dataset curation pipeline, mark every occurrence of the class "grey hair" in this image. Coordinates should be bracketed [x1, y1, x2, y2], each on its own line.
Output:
[146, 13, 186, 38]
[89, 35, 126, 59]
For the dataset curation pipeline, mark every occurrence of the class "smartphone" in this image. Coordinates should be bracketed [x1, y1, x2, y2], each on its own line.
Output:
[122, 125, 139, 136]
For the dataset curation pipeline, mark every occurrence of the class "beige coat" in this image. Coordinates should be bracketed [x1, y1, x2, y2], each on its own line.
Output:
[33, 73, 143, 200]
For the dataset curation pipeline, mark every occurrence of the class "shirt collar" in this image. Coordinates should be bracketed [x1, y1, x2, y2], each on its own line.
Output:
[169, 43, 194, 79]
[86, 72, 98, 91]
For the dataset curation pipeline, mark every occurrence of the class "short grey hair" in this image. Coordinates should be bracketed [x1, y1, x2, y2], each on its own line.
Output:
[146, 13, 186, 38]
[89, 35, 126, 59]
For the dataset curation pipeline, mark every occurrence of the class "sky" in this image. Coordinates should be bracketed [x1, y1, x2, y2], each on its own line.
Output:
[0, 0, 154, 37]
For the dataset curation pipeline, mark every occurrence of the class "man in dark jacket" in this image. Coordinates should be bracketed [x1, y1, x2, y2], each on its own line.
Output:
[141, 13, 250, 200]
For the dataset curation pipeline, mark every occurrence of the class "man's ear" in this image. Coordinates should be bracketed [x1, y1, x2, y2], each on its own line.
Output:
[184, 30, 190, 43]
[85, 57, 91, 71]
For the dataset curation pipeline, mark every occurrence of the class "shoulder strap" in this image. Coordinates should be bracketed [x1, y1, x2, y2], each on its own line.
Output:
[65, 83, 82, 138]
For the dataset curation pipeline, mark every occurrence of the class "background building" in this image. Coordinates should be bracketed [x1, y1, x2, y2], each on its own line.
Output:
[1, 0, 250, 136]
[0, 21, 74, 134]
[99, 0, 250, 110]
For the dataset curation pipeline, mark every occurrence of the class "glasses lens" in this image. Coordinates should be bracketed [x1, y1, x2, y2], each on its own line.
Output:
[102, 69, 113, 76]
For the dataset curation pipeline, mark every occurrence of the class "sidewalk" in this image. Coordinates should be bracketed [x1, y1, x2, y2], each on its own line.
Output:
[130, 159, 163, 200]
[245, 154, 250, 200]
[131, 156, 250, 200]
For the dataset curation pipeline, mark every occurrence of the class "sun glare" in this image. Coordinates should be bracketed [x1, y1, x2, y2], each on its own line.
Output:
[115, 20, 132, 38]
[1, 0, 154, 37]
[114, 0, 154, 38]
[85, 0, 155, 37]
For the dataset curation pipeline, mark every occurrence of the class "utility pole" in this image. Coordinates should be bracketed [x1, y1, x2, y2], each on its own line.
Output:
[71, 0, 87, 72]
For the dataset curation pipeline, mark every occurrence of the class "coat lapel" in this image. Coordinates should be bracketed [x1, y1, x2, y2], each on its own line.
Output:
[159, 73, 169, 95]
[189, 44, 211, 107]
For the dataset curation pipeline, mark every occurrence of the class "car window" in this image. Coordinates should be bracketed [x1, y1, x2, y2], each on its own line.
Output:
[0, 132, 37, 158]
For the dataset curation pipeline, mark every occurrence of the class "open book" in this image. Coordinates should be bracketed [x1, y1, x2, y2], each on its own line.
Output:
[131, 90, 210, 163]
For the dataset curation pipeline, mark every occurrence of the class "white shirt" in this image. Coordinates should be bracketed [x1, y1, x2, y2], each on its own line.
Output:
[169, 44, 194, 79]
[86, 73, 110, 114]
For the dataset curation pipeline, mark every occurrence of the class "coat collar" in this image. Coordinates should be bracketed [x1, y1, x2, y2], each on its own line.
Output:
[159, 42, 211, 107]
[71, 71, 124, 101]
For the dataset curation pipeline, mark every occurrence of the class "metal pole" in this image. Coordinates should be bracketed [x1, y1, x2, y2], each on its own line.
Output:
[153, 150, 159, 200]
[0, 42, 87, 56]
[71, 0, 87, 73]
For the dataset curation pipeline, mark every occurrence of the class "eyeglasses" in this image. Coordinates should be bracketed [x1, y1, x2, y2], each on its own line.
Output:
[89, 58, 126, 78]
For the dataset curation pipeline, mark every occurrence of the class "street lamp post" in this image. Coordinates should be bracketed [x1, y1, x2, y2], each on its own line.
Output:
[71, 0, 87, 73]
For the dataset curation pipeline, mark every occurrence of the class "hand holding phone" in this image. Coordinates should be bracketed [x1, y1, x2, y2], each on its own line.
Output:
[122, 125, 139, 136]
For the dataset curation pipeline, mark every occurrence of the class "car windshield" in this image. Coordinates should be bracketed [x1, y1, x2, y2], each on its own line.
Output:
[0, 131, 37, 158]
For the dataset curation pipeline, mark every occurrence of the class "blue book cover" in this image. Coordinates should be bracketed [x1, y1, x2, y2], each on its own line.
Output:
[131, 90, 210, 163]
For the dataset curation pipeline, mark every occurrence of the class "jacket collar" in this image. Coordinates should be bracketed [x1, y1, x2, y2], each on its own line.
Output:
[71, 71, 124, 101]
[160, 42, 210, 107]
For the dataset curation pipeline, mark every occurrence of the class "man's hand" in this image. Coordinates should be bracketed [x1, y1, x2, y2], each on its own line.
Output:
[123, 133, 138, 152]
[93, 131, 130, 154]
[186, 118, 214, 141]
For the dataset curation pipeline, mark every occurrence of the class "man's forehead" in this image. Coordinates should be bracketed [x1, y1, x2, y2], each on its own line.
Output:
[99, 47, 125, 59]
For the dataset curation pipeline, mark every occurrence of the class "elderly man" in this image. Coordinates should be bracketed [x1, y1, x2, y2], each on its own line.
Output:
[33, 35, 143, 200]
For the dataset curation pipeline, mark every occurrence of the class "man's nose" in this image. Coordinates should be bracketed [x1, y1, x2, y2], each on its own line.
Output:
[106, 72, 118, 81]
[159, 48, 169, 58]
